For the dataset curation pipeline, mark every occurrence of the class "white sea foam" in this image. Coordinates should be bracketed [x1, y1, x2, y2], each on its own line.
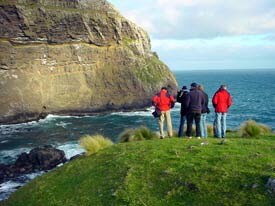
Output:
[111, 110, 153, 117]
[0, 171, 44, 201]
[24, 171, 45, 179]
[111, 107, 155, 117]
[110, 104, 181, 117]
[46, 114, 83, 120]
[0, 115, 81, 138]
[0, 119, 41, 129]
[56, 142, 85, 160]
[0, 114, 85, 130]
[0, 147, 31, 164]
[0, 181, 23, 198]
[0, 181, 24, 201]
[55, 121, 72, 128]
[173, 103, 181, 112]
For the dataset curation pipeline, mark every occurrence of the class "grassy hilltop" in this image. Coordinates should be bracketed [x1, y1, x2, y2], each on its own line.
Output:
[1, 134, 275, 206]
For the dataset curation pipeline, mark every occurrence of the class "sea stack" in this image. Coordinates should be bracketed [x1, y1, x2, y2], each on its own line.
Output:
[0, 0, 178, 124]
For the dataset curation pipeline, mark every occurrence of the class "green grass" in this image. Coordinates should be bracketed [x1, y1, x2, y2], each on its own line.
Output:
[134, 55, 168, 85]
[2, 136, 275, 206]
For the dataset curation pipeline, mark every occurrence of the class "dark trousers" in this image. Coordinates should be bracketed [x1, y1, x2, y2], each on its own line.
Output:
[178, 115, 186, 137]
[186, 112, 201, 137]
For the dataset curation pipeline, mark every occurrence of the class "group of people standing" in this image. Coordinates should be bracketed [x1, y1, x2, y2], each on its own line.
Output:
[152, 83, 232, 139]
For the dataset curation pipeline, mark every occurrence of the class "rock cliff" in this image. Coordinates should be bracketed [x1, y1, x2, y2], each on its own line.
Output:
[0, 0, 178, 124]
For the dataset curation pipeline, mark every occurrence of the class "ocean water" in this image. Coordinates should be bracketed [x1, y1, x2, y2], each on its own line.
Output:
[174, 69, 275, 130]
[0, 69, 275, 200]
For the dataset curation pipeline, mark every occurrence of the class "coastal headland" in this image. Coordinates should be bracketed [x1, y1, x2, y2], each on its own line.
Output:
[0, 0, 177, 124]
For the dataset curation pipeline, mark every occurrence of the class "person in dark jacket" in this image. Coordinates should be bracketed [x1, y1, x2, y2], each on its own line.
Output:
[198, 85, 210, 138]
[184, 82, 205, 139]
[176, 85, 189, 137]
[152, 87, 175, 138]
[212, 85, 232, 138]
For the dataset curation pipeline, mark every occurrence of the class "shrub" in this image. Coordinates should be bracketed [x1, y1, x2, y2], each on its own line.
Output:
[238, 120, 271, 138]
[172, 130, 178, 137]
[207, 124, 214, 136]
[258, 123, 272, 134]
[119, 126, 159, 143]
[79, 135, 113, 156]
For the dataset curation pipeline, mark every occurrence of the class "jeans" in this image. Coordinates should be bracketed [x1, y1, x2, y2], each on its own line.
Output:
[214, 112, 227, 138]
[200, 113, 207, 138]
[186, 113, 201, 137]
[178, 115, 186, 137]
[158, 110, 173, 137]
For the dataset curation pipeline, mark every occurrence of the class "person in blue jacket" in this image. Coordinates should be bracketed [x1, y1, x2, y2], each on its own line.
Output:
[184, 83, 205, 139]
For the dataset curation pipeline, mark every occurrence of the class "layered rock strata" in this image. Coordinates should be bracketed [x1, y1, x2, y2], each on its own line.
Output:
[0, 0, 178, 124]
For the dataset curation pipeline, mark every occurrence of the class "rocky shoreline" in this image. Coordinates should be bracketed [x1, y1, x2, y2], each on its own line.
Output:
[0, 145, 84, 201]
[0, 145, 69, 184]
[0, 101, 152, 125]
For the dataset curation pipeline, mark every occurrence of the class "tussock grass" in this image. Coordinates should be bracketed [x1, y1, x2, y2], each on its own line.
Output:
[119, 126, 159, 142]
[238, 120, 272, 138]
[79, 135, 113, 156]
[172, 130, 178, 137]
[207, 124, 214, 136]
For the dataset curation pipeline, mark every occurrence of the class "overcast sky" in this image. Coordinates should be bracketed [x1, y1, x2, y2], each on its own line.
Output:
[108, 0, 275, 70]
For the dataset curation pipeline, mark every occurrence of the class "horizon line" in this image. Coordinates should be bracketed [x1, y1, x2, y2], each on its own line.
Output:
[171, 68, 275, 71]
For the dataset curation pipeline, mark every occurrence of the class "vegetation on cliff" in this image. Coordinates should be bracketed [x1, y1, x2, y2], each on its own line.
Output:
[0, 0, 177, 124]
[2, 133, 275, 206]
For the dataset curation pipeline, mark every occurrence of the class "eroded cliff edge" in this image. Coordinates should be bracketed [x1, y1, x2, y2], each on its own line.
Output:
[0, 0, 178, 124]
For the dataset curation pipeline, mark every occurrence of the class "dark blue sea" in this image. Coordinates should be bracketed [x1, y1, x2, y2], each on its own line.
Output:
[0, 69, 275, 199]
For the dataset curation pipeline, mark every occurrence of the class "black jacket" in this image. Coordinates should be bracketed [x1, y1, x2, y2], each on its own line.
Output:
[201, 91, 210, 114]
[177, 90, 188, 116]
[184, 88, 205, 114]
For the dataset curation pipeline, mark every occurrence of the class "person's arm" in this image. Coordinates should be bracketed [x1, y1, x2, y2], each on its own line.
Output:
[170, 95, 175, 108]
[176, 90, 183, 103]
[212, 92, 218, 108]
[201, 92, 205, 108]
[206, 94, 210, 113]
[184, 94, 190, 110]
[227, 93, 232, 108]
[152, 95, 158, 107]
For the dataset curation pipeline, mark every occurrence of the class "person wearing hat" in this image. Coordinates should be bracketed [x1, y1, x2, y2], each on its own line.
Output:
[184, 82, 205, 139]
[152, 87, 175, 138]
[212, 85, 232, 138]
[176, 85, 189, 137]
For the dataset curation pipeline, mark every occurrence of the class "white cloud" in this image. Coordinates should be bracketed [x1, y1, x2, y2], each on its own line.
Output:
[124, 8, 158, 33]
[109, 0, 275, 70]
[151, 36, 275, 69]
[110, 0, 275, 39]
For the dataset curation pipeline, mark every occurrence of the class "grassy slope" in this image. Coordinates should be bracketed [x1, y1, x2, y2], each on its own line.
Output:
[2, 136, 275, 206]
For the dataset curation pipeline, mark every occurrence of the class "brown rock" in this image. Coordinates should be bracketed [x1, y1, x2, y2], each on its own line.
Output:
[0, 0, 178, 124]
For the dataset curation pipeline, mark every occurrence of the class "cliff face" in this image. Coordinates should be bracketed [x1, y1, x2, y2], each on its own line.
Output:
[0, 0, 178, 124]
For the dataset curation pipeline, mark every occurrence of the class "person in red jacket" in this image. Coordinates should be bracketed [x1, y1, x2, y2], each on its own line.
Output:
[152, 87, 175, 138]
[212, 85, 232, 138]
